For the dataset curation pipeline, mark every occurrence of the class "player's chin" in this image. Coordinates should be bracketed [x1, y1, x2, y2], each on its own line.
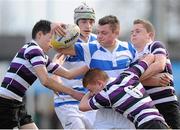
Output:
[81, 33, 90, 38]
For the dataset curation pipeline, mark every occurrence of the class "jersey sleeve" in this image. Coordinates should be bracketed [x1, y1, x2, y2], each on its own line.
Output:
[150, 41, 167, 56]
[126, 61, 148, 78]
[88, 90, 111, 110]
[24, 45, 46, 67]
[46, 58, 60, 73]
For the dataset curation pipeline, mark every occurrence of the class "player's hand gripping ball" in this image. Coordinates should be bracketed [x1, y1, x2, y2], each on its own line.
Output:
[51, 24, 80, 49]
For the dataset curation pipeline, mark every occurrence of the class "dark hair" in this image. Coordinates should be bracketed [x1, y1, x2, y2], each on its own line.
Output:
[98, 15, 120, 33]
[83, 68, 109, 87]
[32, 20, 52, 39]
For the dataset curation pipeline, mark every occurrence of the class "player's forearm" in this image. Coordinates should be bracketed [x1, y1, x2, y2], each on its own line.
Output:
[54, 65, 89, 79]
[140, 62, 164, 81]
[43, 77, 83, 100]
[141, 76, 160, 86]
[68, 65, 89, 79]
[79, 93, 92, 112]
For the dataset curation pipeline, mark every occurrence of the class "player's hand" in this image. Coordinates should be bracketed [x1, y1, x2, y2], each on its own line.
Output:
[53, 53, 65, 65]
[159, 73, 172, 87]
[51, 22, 66, 36]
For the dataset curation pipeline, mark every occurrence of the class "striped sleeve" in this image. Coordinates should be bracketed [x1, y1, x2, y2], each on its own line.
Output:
[24, 45, 45, 67]
[150, 41, 167, 55]
[46, 58, 60, 73]
[89, 90, 111, 110]
[126, 61, 148, 78]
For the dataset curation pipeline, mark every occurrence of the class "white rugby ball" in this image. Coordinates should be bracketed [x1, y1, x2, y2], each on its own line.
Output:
[51, 24, 80, 49]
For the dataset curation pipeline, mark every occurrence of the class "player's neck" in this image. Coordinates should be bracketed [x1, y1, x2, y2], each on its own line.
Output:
[80, 34, 89, 43]
[135, 41, 149, 53]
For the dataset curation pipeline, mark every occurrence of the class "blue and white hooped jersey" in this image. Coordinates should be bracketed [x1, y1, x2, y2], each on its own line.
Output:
[75, 39, 138, 78]
[88, 61, 166, 128]
[139, 41, 177, 105]
[54, 33, 97, 107]
[0, 40, 60, 102]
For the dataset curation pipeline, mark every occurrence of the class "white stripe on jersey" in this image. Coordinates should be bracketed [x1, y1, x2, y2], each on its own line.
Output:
[47, 63, 61, 73]
[0, 87, 23, 101]
[134, 64, 144, 75]
[24, 43, 43, 54]
[6, 72, 30, 89]
[30, 56, 46, 65]
[153, 95, 178, 105]
[138, 115, 165, 127]
[152, 48, 166, 54]
[146, 86, 175, 94]
[91, 96, 104, 108]
[12, 52, 37, 75]
[106, 84, 120, 94]
[123, 96, 152, 117]
[113, 93, 131, 108]
[134, 108, 159, 123]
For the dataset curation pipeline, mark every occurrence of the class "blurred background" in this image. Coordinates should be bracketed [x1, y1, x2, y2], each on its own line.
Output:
[0, 0, 180, 129]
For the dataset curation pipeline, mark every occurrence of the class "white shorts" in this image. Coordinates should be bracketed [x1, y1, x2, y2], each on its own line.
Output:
[54, 104, 96, 129]
[94, 108, 135, 129]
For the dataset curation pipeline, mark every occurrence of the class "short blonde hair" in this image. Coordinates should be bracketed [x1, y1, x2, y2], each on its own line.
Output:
[82, 68, 109, 87]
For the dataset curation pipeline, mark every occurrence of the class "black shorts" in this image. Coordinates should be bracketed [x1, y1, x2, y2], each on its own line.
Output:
[156, 101, 180, 129]
[0, 96, 33, 129]
[138, 120, 169, 129]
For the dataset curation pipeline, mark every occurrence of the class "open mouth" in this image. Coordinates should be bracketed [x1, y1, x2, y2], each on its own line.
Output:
[84, 30, 91, 33]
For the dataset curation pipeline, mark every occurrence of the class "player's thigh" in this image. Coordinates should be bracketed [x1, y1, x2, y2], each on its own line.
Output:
[64, 116, 86, 129]
[54, 104, 84, 128]
[84, 110, 97, 126]
[94, 109, 135, 129]
[0, 97, 19, 128]
[20, 122, 38, 129]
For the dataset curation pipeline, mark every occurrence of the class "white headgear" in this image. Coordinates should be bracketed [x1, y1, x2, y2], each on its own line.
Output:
[74, 3, 95, 24]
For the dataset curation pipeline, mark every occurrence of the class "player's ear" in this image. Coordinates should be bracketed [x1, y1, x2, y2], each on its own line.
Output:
[97, 80, 105, 89]
[36, 31, 43, 39]
[149, 32, 154, 40]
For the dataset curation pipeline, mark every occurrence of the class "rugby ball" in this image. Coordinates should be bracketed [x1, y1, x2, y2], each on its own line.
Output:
[51, 24, 80, 49]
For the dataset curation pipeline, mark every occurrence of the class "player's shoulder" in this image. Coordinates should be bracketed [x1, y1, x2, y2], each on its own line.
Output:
[149, 40, 166, 50]
[24, 40, 44, 58]
[151, 40, 164, 46]
[116, 40, 133, 48]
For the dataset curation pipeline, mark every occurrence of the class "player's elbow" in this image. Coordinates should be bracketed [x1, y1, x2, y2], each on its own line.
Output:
[79, 105, 87, 112]
[40, 76, 50, 87]
[79, 103, 91, 112]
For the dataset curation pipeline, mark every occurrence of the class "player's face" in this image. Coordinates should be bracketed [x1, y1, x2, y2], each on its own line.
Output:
[39, 31, 53, 53]
[78, 19, 95, 39]
[86, 80, 105, 95]
[130, 24, 152, 46]
[86, 83, 97, 95]
[97, 24, 118, 48]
